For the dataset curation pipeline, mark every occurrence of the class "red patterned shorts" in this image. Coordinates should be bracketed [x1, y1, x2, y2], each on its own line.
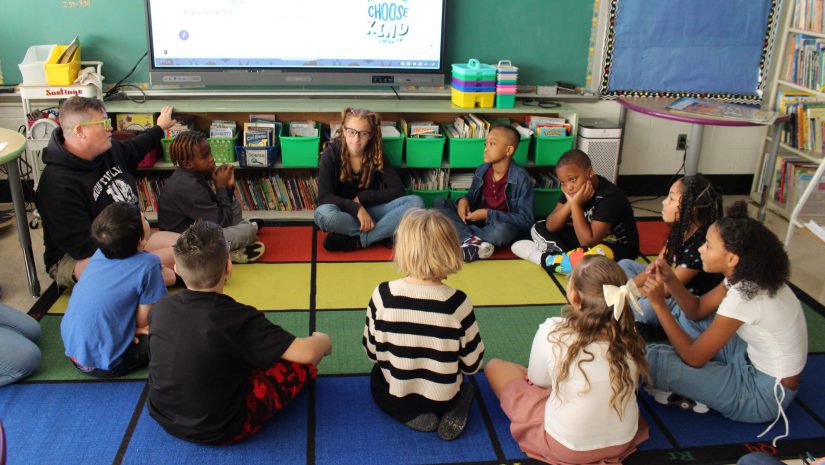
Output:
[226, 360, 317, 443]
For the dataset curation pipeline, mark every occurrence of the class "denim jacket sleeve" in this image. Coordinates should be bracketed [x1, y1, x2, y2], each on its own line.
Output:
[487, 164, 534, 233]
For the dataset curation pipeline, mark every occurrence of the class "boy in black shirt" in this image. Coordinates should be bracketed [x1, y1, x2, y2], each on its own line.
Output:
[512, 150, 639, 271]
[148, 220, 332, 444]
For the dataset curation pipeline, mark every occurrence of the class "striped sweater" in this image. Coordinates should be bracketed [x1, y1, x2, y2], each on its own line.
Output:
[363, 279, 484, 402]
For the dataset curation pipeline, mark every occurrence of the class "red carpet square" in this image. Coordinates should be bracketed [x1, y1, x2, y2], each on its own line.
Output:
[257, 226, 314, 262]
[637, 220, 668, 256]
[316, 231, 394, 262]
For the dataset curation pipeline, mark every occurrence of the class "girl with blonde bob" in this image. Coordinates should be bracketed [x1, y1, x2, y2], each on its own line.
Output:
[485, 255, 650, 465]
[363, 208, 485, 441]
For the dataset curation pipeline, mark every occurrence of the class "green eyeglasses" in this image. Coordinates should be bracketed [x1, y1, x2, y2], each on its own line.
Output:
[75, 117, 112, 131]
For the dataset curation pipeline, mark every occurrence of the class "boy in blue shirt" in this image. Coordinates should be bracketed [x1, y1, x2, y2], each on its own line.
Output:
[434, 125, 534, 262]
[61, 202, 167, 378]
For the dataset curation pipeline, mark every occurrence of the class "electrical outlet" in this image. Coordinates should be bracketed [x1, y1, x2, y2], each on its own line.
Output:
[676, 134, 687, 151]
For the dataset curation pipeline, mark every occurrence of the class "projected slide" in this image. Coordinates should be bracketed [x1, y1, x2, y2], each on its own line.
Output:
[148, 0, 444, 69]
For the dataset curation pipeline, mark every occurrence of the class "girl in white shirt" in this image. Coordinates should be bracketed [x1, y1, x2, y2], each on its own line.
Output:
[643, 201, 807, 445]
[485, 255, 650, 465]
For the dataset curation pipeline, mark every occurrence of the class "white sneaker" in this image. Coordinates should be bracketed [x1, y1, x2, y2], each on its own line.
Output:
[478, 242, 495, 259]
[511, 240, 542, 266]
[643, 386, 709, 413]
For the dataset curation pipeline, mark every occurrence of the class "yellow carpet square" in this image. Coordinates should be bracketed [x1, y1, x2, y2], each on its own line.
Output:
[47, 293, 70, 315]
[225, 263, 311, 310]
[316, 262, 403, 310]
[445, 260, 564, 306]
[316, 259, 564, 309]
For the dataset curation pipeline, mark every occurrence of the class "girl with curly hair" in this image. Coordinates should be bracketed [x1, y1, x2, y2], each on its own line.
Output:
[485, 255, 650, 464]
[644, 201, 807, 445]
[315, 108, 423, 251]
[618, 175, 724, 332]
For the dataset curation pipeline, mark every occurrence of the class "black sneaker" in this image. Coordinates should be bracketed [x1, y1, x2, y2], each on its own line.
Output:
[323, 233, 360, 252]
[437, 382, 475, 440]
[530, 223, 563, 255]
[462, 243, 480, 262]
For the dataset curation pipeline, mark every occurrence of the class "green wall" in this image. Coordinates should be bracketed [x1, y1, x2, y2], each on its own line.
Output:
[0, 0, 594, 87]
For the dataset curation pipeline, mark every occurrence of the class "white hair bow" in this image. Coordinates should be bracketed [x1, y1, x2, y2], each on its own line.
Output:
[603, 280, 645, 321]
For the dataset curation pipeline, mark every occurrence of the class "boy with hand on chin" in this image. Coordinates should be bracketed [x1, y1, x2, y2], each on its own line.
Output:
[512, 149, 639, 270]
[148, 220, 332, 444]
[434, 124, 534, 262]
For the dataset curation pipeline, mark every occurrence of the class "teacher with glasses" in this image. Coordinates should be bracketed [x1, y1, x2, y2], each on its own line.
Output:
[36, 96, 179, 289]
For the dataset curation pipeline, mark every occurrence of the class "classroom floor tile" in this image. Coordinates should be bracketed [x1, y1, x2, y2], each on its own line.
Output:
[315, 310, 373, 375]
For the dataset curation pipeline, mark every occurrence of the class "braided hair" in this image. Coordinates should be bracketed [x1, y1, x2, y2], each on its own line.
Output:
[335, 108, 384, 189]
[169, 130, 207, 167]
[663, 175, 723, 264]
[714, 201, 789, 300]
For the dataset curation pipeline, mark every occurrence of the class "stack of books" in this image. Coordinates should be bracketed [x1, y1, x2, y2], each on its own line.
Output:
[443, 114, 490, 139]
[526, 115, 571, 138]
[209, 120, 237, 138]
[532, 172, 561, 189]
[449, 172, 474, 190]
[404, 169, 449, 190]
[402, 119, 442, 138]
[165, 116, 195, 139]
[773, 154, 825, 216]
[116, 113, 154, 131]
[135, 173, 319, 213]
[776, 90, 825, 151]
[288, 121, 319, 137]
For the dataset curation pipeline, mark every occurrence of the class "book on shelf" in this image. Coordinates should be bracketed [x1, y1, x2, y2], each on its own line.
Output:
[209, 120, 237, 138]
[165, 116, 195, 139]
[288, 121, 319, 137]
[532, 172, 561, 189]
[404, 169, 449, 190]
[116, 113, 154, 131]
[526, 116, 571, 137]
[449, 173, 473, 190]
[57, 35, 79, 64]
[665, 97, 779, 124]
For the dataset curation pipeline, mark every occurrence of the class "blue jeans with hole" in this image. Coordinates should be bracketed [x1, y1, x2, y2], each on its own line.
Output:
[0, 303, 41, 386]
[314, 195, 424, 247]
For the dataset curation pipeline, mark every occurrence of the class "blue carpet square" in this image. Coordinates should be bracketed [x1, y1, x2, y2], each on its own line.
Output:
[797, 354, 825, 421]
[121, 389, 308, 465]
[474, 372, 673, 458]
[314, 375, 497, 465]
[0, 381, 145, 465]
[640, 391, 825, 448]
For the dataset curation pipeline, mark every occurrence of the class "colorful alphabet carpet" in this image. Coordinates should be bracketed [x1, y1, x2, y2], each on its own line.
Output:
[2, 220, 824, 465]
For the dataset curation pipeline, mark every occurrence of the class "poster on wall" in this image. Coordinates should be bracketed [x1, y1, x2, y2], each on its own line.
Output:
[599, 0, 779, 103]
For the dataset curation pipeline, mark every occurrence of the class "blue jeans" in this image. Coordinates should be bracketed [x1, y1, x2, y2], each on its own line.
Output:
[432, 198, 520, 247]
[618, 259, 680, 325]
[314, 195, 424, 247]
[0, 303, 41, 386]
[647, 338, 792, 423]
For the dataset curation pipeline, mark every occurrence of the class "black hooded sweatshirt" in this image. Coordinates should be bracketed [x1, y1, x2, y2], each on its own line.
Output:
[35, 125, 164, 270]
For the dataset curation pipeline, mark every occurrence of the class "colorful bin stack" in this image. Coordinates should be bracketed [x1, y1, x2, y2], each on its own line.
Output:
[495, 60, 518, 108]
[451, 59, 497, 108]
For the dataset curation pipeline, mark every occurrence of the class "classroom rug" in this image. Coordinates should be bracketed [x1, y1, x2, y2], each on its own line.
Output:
[3, 221, 825, 465]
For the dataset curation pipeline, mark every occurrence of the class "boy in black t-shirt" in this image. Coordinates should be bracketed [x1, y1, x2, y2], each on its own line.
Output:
[148, 220, 332, 444]
[512, 149, 639, 271]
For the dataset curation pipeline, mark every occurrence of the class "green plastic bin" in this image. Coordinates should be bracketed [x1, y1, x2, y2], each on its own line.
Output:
[449, 189, 469, 200]
[281, 122, 322, 167]
[161, 138, 174, 163]
[382, 125, 404, 167]
[405, 136, 445, 168]
[442, 124, 484, 168]
[513, 136, 530, 166]
[207, 135, 238, 164]
[534, 188, 563, 217]
[412, 189, 449, 208]
[533, 135, 575, 166]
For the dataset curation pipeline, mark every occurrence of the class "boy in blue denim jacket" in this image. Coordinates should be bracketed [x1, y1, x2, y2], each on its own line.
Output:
[434, 125, 534, 262]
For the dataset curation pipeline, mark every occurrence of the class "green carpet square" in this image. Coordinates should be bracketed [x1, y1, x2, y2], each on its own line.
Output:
[475, 305, 564, 367]
[315, 310, 373, 375]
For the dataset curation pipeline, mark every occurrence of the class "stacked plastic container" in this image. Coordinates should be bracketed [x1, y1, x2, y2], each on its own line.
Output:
[451, 59, 497, 108]
[495, 60, 518, 108]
